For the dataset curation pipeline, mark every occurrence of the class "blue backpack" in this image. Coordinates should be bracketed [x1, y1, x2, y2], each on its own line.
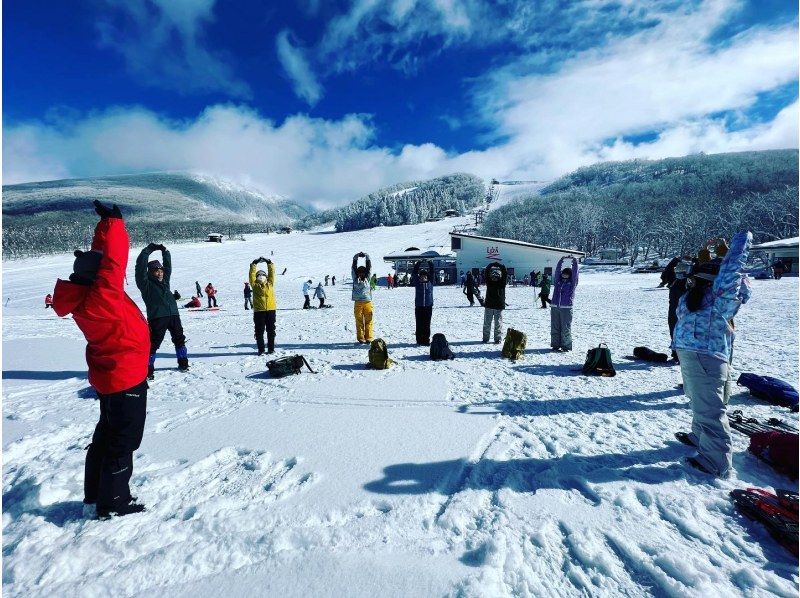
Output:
[737, 373, 799, 412]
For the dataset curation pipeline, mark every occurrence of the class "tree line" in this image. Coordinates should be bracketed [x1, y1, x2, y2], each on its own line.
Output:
[481, 150, 798, 264]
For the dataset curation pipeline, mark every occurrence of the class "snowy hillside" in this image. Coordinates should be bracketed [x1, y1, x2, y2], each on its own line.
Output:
[3, 217, 798, 597]
[489, 181, 550, 211]
[3, 172, 311, 223]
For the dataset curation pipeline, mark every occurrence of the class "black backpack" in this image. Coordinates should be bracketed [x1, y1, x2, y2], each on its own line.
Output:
[430, 333, 455, 360]
[582, 344, 616, 377]
[267, 355, 315, 378]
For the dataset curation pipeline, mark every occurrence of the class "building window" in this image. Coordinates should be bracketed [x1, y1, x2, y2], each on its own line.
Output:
[451, 237, 461, 250]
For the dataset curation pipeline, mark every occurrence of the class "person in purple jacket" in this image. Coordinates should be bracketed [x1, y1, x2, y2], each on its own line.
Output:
[551, 256, 579, 351]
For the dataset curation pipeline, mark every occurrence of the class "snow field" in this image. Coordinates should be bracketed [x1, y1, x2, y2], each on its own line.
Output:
[3, 217, 798, 597]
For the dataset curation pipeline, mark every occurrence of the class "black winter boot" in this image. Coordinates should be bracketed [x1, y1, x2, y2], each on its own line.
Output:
[147, 364, 155, 381]
[97, 498, 146, 520]
[178, 358, 189, 371]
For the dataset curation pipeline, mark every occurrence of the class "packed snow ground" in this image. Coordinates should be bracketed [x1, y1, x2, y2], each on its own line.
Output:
[3, 217, 798, 597]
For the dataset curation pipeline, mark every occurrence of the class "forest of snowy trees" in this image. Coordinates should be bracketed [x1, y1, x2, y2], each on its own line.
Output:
[481, 150, 798, 263]
[299, 173, 485, 232]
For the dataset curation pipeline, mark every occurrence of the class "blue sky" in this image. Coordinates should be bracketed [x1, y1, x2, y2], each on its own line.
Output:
[3, 0, 798, 206]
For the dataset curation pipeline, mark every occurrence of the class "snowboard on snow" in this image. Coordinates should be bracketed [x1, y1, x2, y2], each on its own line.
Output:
[730, 488, 798, 556]
[728, 410, 798, 437]
[187, 307, 225, 312]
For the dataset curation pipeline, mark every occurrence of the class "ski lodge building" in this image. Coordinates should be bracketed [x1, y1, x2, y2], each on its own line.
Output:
[751, 237, 799, 275]
[449, 232, 584, 279]
[382, 246, 457, 285]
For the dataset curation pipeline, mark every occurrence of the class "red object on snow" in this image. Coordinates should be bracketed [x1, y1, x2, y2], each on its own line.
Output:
[45, 294, 53, 305]
[52, 217, 149, 394]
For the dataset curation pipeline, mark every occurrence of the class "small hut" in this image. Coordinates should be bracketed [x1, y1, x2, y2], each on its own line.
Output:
[207, 233, 223, 243]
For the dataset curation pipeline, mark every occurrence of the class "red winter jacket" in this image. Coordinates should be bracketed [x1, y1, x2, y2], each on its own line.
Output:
[53, 218, 150, 394]
[205, 284, 216, 297]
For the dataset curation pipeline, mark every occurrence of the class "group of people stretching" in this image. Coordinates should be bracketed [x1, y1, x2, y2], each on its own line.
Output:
[51, 201, 754, 519]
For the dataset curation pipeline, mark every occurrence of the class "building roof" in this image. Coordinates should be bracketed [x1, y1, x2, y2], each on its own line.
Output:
[383, 246, 456, 261]
[449, 231, 586, 256]
[751, 237, 799, 250]
[207, 232, 223, 237]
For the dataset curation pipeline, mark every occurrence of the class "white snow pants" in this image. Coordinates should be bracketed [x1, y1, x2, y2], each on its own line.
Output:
[482, 308, 503, 342]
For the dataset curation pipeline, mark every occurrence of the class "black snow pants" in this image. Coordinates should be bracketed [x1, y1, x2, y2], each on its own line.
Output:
[415, 306, 433, 345]
[84, 379, 147, 510]
[254, 310, 276, 353]
[149, 315, 187, 364]
[303, 295, 311, 309]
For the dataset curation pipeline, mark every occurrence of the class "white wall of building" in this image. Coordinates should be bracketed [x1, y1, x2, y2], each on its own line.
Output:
[452, 235, 580, 277]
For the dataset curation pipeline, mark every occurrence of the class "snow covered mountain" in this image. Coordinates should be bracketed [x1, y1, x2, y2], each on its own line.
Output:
[2, 173, 313, 257]
[2, 172, 311, 223]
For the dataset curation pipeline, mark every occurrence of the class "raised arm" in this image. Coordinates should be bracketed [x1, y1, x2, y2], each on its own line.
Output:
[555, 257, 565, 280]
[249, 261, 258, 286]
[571, 257, 579, 287]
[364, 254, 372, 276]
[162, 248, 172, 283]
[427, 261, 434, 280]
[411, 260, 421, 285]
[135, 245, 153, 291]
[92, 210, 129, 293]
[713, 231, 752, 320]
[352, 254, 359, 277]
[267, 261, 275, 285]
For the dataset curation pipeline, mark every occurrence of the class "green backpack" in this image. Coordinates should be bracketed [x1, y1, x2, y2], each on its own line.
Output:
[502, 328, 527, 361]
[368, 338, 394, 369]
[267, 355, 315, 378]
[582, 343, 616, 377]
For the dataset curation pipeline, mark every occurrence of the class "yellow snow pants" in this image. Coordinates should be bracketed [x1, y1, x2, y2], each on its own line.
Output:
[354, 300, 374, 342]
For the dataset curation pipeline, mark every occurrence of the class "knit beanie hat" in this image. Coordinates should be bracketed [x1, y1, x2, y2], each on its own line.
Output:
[70, 250, 102, 285]
[148, 259, 163, 271]
[562, 267, 572, 277]
[697, 248, 712, 264]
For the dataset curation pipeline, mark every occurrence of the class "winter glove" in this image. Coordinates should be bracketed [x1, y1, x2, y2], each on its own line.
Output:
[147, 242, 160, 252]
[93, 200, 122, 219]
[266, 259, 272, 265]
[156, 244, 166, 252]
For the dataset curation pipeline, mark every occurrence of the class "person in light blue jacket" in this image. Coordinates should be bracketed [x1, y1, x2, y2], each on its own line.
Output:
[673, 232, 752, 477]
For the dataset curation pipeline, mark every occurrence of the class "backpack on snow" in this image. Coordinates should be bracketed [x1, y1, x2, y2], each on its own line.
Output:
[748, 431, 799, 479]
[267, 355, 315, 378]
[737, 373, 799, 412]
[368, 338, 394, 369]
[430, 333, 455, 360]
[502, 328, 527, 361]
[582, 343, 616, 377]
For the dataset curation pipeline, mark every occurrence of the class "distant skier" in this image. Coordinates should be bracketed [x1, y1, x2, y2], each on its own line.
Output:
[387, 273, 394, 289]
[195, 281, 203, 298]
[44, 293, 53, 309]
[412, 260, 435, 345]
[351, 252, 373, 343]
[205, 282, 218, 308]
[370, 273, 378, 292]
[136, 242, 190, 379]
[250, 257, 276, 355]
[551, 257, 578, 351]
[184, 296, 201, 308]
[673, 232, 752, 477]
[52, 200, 148, 519]
[243, 282, 253, 310]
[314, 282, 327, 307]
[483, 262, 507, 343]
[332, 275, 336, 286]
[325, 275, 330, 286]
[302, 279, 313, 309]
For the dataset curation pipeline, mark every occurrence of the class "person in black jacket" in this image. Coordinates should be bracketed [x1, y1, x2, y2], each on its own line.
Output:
[668, 259, 691, 361]
[463, 271, 477, 306]
[412, 260, 435, 345]
[136, 243, 189, 379]
[482, 262, 507, 343]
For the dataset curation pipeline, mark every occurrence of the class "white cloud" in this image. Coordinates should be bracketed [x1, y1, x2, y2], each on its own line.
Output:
[276, 30, 323, 106]
[4, 0, 797, 206]
[96, 0, 250, 98]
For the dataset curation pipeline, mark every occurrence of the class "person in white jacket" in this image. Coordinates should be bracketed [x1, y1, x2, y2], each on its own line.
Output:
[302, 279, 312, 309]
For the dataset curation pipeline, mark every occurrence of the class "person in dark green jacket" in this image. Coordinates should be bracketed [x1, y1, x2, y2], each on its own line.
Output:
[136, 243, 189, 379]
[538, 274, 551, 308]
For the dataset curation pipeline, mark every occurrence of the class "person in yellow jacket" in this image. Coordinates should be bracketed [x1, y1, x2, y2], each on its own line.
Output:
[249, 257, 276, 355]
[351, 252, 373, 343]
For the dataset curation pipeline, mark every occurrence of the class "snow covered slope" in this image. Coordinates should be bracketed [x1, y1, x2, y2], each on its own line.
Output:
[490, 181, 549, 211]
[3, 217, 798, 597]
[3, 172, 311, 224]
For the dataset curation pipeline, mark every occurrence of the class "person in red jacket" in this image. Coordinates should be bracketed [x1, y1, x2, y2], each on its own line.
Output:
[52, 201, 149, 519]
[204, 282, 218, 308]
[44, 293, 53, 308]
